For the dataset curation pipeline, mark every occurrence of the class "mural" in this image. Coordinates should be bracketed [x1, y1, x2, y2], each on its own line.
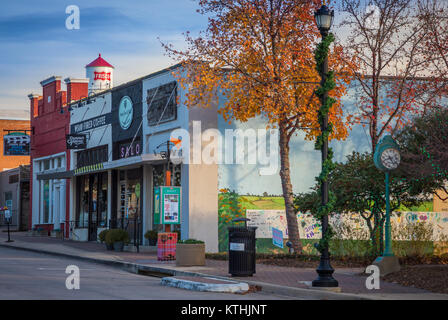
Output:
[217, 191, 448, 253]
[216, 81, 448, 254]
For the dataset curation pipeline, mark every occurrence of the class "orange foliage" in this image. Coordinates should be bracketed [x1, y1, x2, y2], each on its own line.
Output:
[163, 0, 356, 141]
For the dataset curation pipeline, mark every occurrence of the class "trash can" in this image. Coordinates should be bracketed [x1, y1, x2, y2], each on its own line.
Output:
[228, 218, 257, 276]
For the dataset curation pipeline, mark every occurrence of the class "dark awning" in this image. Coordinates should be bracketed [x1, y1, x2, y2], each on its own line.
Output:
[36, 170, 75, 180]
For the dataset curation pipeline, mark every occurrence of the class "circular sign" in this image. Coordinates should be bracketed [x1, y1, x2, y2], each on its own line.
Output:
[118, 96, 133, 130]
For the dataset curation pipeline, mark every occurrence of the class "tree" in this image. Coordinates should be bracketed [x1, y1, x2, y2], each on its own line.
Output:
[396, 107, 448, 202]
[295, 151, 424, 255]
[163, 0, 355, 252]
[339, 0, 448, 152]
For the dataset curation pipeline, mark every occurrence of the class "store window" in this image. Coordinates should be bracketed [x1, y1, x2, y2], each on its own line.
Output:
[76, 173, 108, 229]
[42, 180, 50, 223]
[77, 176, 89, 228]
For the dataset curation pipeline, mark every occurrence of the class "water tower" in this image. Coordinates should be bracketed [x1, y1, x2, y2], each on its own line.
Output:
[85, 53, 114, 95]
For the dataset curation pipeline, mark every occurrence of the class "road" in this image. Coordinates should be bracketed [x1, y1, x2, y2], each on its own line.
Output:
[0, 246, 293, 300]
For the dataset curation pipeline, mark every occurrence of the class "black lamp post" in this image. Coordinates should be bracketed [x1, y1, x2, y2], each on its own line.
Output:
[312, 4, 338, 288]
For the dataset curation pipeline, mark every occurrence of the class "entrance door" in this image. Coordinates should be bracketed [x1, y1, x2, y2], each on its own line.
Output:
[88, 175, 98, 241]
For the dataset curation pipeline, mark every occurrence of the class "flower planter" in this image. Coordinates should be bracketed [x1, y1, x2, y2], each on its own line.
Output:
[176, 243, 206, 266]
[113, 241, 124, 252]
[106, 243, 114, 251]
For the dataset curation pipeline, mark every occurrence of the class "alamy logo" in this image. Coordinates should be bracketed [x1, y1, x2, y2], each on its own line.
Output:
[169, 121, 279, 175]
[365, 265, 380, 290]
[66, 5, 80, 30]
[65, 265, 80, 290]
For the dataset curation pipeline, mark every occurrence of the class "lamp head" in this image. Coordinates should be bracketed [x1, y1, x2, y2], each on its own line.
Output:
[315, 4, 334, 35]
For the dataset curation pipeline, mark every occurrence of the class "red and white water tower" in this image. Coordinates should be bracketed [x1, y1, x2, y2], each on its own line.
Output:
[85, 53, 114, 95]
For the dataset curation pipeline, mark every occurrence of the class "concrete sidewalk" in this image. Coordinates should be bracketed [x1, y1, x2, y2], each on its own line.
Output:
[0, 231, 447, 300]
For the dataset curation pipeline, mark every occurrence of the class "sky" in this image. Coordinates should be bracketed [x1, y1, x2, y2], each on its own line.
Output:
[0, 0, 209, 118]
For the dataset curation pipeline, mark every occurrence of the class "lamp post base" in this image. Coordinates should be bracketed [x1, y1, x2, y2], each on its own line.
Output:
[372, 255, 400, 277]
[312, 260, 339, 288]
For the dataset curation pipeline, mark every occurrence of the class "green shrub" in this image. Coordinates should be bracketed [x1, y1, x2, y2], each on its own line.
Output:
[144, 230, 158, 241]
[178, 239, 204, 244]
[98, 229, 109, 243]
[105, 229, 129, 245]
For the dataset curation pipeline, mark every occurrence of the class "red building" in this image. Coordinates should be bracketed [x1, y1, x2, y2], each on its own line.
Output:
[28, 76, 88, 235]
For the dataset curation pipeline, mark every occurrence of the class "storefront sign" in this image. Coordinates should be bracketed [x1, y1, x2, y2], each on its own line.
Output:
[154, 186, 181, 225]
[118, 96, 133, 130]
[3, 132, 30, 156]
[66, 134, 87, 149]
[118, 139, 142, 159]
[71, 113, 112, 134]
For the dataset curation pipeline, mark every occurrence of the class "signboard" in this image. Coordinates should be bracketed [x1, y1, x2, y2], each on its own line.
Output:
[135, 183, 141, 199]
[118, 96, 134, 130]
[229, 242, 245, 251]
[71, 113, 112, 134]
[272, 227, 284, 248]
[154, 187, 161, 224]
[4, 132, 30, 156]
[66, 134, 87, 149]
[118, 139, 142, 159]
[154, 186, 181, 225]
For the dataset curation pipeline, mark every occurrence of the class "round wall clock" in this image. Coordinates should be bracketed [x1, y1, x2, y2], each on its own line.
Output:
[118, 96, 133, 130]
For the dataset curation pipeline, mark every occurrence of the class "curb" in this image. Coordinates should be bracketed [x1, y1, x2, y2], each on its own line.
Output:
[0, 242, 373, 300]
[161, 276, 249, 293]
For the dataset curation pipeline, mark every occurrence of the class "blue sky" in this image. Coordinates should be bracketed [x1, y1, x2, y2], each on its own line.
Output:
[0, 0, 208, 117]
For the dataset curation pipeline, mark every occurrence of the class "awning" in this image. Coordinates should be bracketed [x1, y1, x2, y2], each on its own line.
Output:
[36, 153, 177, 180]
[36, 170, 75, 180]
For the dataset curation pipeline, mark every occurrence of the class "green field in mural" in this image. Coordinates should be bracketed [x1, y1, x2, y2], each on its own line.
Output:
[218, 189, 435, 254]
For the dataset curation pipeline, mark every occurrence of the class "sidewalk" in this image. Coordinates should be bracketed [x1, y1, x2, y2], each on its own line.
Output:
[0, 231, 447, 300]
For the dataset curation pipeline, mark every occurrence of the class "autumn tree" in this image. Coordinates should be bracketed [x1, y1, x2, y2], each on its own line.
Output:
[163, 0, 355, 252]
[339, 0, 448, 152]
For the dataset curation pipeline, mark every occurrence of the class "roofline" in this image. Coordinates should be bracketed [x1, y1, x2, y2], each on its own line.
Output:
[40, 76, 62, 87]
[68, 62, 184, 106]
[64, 78, 89, 84]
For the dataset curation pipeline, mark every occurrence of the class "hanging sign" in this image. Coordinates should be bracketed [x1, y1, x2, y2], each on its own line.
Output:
[4, 132, 30, 156]
[66, 134, 87, 149]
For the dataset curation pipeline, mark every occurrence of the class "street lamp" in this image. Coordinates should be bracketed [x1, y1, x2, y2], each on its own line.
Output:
[312, 3, 338, 288]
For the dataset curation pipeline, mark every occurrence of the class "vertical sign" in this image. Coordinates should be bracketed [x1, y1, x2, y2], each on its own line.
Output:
[154, 187, 160, 224]
[272, 227, 284, 248]
[162, 187, 181, 225]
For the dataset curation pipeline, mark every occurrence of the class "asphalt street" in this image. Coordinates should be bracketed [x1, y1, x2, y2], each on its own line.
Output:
[0, 246, 294, 300]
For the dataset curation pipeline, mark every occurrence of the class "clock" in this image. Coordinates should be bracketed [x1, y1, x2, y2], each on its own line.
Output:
[118, 96, 133, 130]
[380, 148, 400, 170]
[373, 135, 400, 172]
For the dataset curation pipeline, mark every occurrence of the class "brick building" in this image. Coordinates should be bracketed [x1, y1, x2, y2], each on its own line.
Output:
[28, 76, 88, 235]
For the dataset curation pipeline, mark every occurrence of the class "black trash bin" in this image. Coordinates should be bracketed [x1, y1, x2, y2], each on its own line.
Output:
[228, 218, 257, 277]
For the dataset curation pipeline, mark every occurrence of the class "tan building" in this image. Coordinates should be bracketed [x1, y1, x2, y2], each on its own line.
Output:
[0, 116, 31, 172]
[433, 189, 448, 212]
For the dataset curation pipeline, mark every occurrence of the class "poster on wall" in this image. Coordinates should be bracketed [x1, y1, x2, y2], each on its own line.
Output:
[163, 193, 180, 223]
[3, 132, 30, 156]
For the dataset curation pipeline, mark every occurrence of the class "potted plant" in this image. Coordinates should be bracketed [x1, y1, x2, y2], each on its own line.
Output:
[144, 230, 158, 246]
[105, 229, 129, 252]
[176, 239, 206, 266]
[98, 229, 113, 250]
